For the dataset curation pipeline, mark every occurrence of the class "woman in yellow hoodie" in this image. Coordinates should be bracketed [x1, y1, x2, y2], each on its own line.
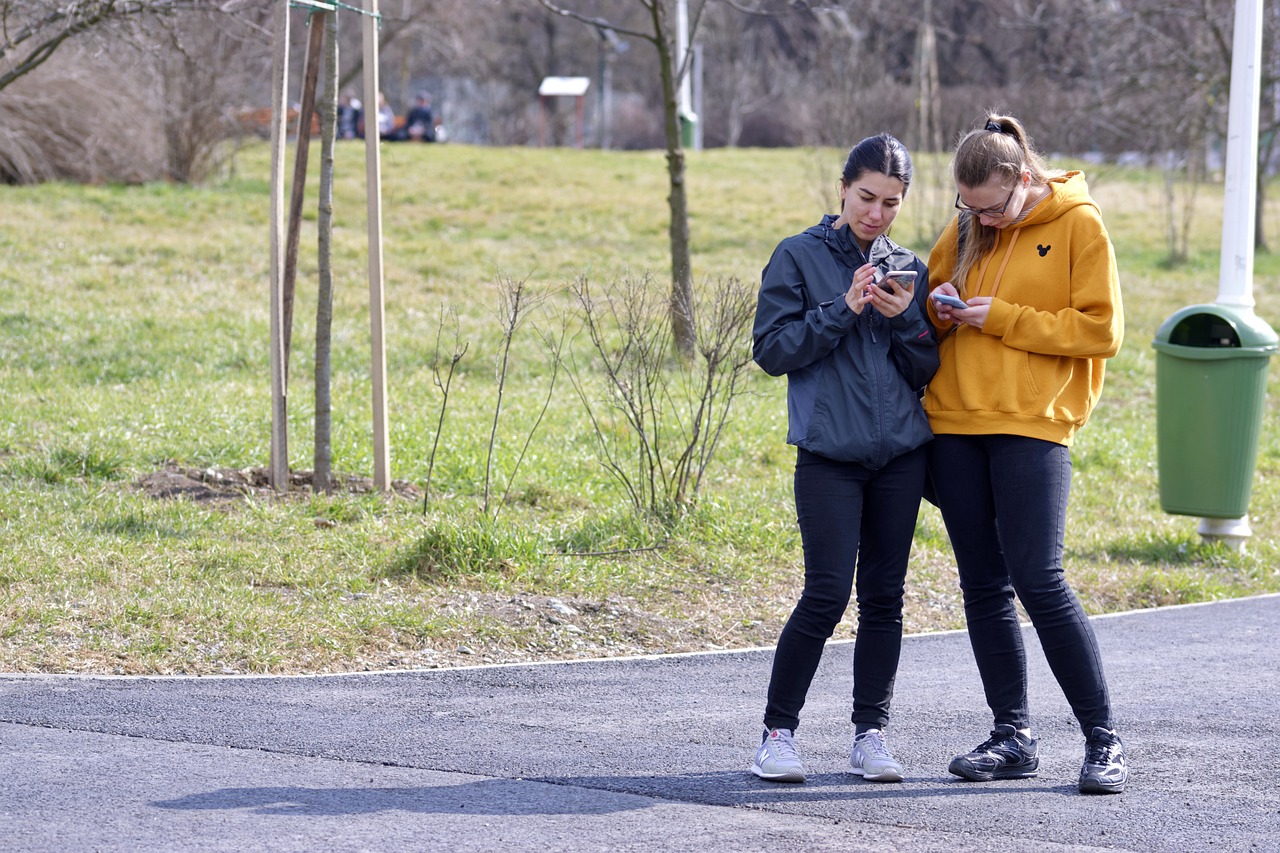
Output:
[925, 114, 1128, 795]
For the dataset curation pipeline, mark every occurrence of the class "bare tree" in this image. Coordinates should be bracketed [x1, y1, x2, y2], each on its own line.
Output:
[696, 2, 792, 147]
[0, 0, 190, 92]
[148, 6, 269, 183]
[0, 1, 269, 184]
[539, 0, 711, 358]
[314, 11, 339, 495]
[483, 277, 548, 518]
[0, 41, 158, 183]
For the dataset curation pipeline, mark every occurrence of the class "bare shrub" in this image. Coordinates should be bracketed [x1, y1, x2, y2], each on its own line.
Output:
[563, 273, 756, 522]
[484, 277, 561, 522]
[0, 49, 160, 184]
[421, 306, 469, 512]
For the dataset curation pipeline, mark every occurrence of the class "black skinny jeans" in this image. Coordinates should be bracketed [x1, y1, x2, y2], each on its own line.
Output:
[927, 434, 1115, 737]
[763, 446, 926, 734]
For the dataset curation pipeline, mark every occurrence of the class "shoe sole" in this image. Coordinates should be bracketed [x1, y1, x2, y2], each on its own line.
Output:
[1079, 776, 1126, 794]
[751, 765, 806, 783]
[948, 759, 1038, 782]
[850, 765, 904, 783]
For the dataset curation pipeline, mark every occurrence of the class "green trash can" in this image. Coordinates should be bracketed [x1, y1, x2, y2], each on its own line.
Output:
[1152, 303, 1278, 518]
[679, 109, 698, 148]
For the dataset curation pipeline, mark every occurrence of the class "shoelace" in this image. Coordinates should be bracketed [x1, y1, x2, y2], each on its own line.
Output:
[857, 732, 892, 759]
[975, 733, 1005, 754]
[972, 730, 1022, 758]
[1085, 736, 1119, 766]
[769, 730, 800, 760]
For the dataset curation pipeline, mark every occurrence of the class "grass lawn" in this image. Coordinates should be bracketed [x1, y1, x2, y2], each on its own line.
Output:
[1, 141, 1278, 675]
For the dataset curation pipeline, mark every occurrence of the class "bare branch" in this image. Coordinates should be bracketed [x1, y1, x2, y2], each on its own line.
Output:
[0, 0, 191, 91]
[535, 0, 656, 44]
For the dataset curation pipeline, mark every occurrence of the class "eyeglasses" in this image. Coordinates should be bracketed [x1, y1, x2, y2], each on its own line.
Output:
[954, 185, 1016, 219]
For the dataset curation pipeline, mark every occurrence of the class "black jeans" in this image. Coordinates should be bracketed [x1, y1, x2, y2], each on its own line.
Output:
[927, 434, 1114, 736]
[763, 446, 926, 733]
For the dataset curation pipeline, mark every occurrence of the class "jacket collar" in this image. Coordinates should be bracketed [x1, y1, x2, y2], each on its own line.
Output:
[809, 213, 894, 267]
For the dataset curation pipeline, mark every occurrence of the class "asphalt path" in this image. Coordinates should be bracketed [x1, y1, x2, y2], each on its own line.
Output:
[2, 594, 1277, 852]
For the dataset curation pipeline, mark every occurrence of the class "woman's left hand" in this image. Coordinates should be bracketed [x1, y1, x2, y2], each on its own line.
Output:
[947, 296, 992, 330]
[863, 270, 915, 318]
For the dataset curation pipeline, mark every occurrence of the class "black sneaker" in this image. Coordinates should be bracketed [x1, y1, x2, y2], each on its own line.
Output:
[948, 724, 1039, 781]
[1079, 726, 1127, 794]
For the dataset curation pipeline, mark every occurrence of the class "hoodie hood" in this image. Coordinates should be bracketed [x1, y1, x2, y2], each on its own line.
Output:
[1018, 170, 1098, 229]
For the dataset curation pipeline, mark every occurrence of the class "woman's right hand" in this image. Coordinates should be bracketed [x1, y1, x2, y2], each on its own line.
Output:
[932, 282, 990, 329]
[844, 264, 877, 314]
[930, 282, 961, 323]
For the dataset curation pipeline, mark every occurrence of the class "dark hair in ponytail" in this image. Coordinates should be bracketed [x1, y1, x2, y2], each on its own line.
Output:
[841, 133, 913, 194]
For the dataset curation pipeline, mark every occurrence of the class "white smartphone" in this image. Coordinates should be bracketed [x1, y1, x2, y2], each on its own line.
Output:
[931, 292, 969, 310]
[879, 270, 918, 293]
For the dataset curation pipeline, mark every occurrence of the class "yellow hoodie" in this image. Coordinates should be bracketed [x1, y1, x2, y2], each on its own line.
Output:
[924, 171, 1123, 446]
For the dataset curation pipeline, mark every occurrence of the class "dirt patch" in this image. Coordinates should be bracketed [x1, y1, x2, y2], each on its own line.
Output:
[380, 590, 782, 672]
[120, 464, 935, 676]
[136, 464, 422, 502]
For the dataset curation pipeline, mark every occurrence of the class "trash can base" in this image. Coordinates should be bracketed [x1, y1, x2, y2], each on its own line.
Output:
[1197, 515, 1251, 551]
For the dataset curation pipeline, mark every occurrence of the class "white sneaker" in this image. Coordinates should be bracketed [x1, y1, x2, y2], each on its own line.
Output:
[850, 729, 904, 782]
[751, 727, 806, 783]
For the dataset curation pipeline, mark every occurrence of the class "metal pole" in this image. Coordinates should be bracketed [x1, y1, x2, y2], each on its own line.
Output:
[676, 0, 698, 150]
[1217, 0, 1263, 312]
[1201, 0, 1264, 545]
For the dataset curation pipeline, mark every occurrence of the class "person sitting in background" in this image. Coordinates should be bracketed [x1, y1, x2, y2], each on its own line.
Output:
[405, 91, 436, 142]
[376, 92, 398, 140]
[337, 91, 361, 140]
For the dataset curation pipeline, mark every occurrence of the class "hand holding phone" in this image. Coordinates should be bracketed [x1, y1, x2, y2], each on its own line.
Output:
[879, 270, 917, 294]
[931, 292, 969, 310]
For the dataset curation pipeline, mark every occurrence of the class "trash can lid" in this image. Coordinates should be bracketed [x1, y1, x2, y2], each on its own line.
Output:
[1153, 303, 1279, 351]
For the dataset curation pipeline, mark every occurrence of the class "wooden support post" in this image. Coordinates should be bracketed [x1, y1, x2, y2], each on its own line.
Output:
[283, 10, 327, 370]
[267, 0, 291, 493]
[362, 0, 391, 491]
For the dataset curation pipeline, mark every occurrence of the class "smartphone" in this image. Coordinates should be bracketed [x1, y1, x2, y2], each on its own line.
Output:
[931, 292, 969, 310]
[879, 270, 917, 293]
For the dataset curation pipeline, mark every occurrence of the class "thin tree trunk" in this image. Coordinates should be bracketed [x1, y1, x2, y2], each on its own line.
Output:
[314, 12, 338, 494]
[1256, 126, 1277, 252]
[651, 0, 695, 359]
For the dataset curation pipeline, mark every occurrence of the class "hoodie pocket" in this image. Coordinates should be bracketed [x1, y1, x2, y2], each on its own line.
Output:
[1019, 352, 1084, 420]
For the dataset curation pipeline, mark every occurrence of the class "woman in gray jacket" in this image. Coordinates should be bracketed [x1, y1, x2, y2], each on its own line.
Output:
[750, 133, 938, 784]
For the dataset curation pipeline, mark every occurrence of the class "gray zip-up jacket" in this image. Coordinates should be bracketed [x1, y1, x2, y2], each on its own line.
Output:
[753, 214, 938, 468]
